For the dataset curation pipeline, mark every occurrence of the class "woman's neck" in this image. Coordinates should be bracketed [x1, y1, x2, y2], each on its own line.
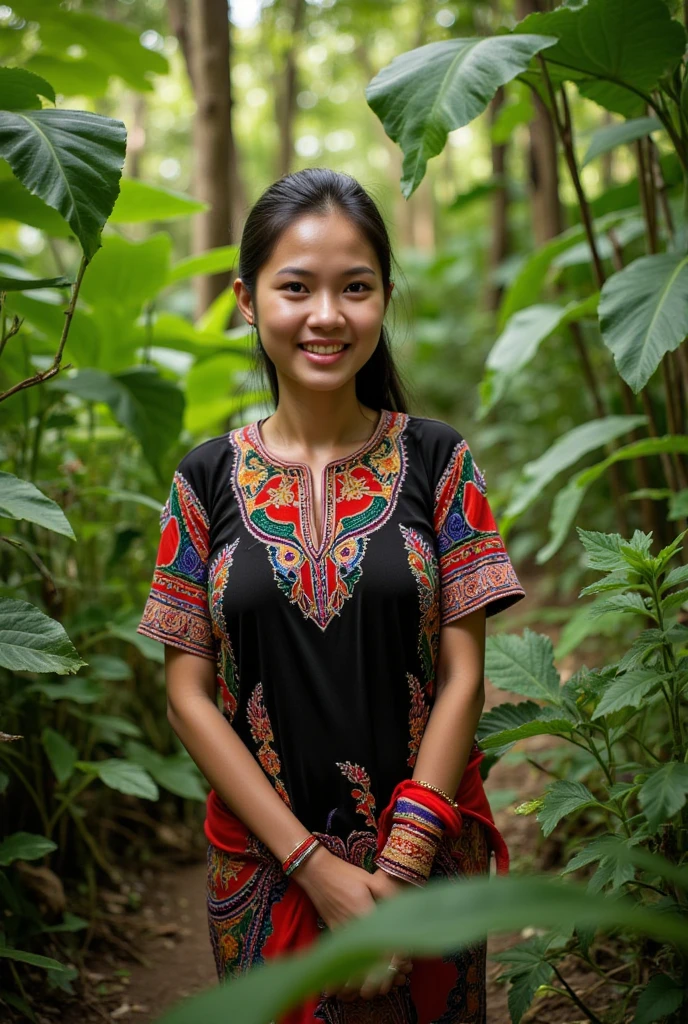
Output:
[261, 382, 380, 456]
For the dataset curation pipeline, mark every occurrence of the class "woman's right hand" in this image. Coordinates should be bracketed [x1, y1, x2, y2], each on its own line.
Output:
[292, 846, 413, 1002]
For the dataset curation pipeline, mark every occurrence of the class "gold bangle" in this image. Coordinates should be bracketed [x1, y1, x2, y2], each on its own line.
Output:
[413, 779, 459, 810]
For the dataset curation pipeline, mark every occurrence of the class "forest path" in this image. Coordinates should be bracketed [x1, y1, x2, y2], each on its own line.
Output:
[53, 576, 606, 1024]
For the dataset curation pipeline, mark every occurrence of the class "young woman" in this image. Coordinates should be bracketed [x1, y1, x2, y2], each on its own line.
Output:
[138, 168, 526, 1023]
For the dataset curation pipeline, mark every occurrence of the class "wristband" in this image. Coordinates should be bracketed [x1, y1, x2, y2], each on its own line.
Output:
[374, 796, 445, 887]
[282, 834, 321, 876]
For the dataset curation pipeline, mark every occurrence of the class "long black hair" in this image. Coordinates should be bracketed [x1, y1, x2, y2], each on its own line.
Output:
[237, 168, 409, 413]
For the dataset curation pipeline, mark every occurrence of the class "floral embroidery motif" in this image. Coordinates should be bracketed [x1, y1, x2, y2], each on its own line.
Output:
[247, 683, 291, 807]
[209, 539, 240, 723]
[406, 672, 430, 769]
[336, 762, 377, 828]
[400, 526, 440, 768]
[137, 471, 214, 658]
[434, 441, 525, 624]
[229, 410, 409, 630]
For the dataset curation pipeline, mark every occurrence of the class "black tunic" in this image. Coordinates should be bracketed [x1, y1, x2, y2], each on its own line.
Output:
[137, 410, 525, 841]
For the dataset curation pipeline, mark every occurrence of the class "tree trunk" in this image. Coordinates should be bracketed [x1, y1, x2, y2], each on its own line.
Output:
[187, 0, 246, 316]
[516, 0, 563, 244]
[485, 85, 509, 311]
[275, 0, 306, 179]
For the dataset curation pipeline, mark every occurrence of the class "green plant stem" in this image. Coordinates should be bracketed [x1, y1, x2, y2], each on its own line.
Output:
[47, 774, 95, 836]
[67, 803, 119, 882]
[549, 962, 605, 1024]
[0, 254, 88, 404]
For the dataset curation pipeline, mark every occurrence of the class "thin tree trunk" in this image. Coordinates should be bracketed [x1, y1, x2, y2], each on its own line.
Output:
[187, 0, 245, 316]
[275, 0, 306, 178]
[485, 85, 509, 311]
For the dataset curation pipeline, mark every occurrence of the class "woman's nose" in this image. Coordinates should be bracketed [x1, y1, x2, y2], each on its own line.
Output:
[307, 293, 345, 326]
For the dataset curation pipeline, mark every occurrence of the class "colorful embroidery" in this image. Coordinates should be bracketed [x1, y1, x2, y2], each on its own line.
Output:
[247, 683, 291, 807]
[137, 471, 214, 658]
[336, 761, 377, 828]
[406, 672, 430, 769]
[434, 441, 525, 624]
[209, 540, 240, 723]
[230, 410, 409, 630]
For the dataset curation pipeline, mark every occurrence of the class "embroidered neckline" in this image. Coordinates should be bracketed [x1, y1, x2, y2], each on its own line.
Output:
[249, 408, 390, 471]
[246, 408, 392, 556]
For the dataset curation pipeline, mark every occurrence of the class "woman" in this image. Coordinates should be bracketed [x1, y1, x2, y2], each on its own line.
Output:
[137, 168, 525, 1023]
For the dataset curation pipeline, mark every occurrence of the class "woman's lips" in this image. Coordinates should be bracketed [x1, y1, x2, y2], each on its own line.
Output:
[298, 343, 350, 365]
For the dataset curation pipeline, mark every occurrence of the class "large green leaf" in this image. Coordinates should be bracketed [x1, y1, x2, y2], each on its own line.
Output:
[633, 973, 686, 1024]
[109, 179, 207, 224]
[41, 727, 77, 785]
[537, 780, 598, 837]
[76, 758, 159, 800]
[599, 253, 688, 392]
[581, 117, 662, 167]
[0, 262, 70, 290]
[0, 831, 57, 866]
[515, 0, 686, 118]
[0, 66, 55, 110]
[505, 415, 647, 520]
[50, 367, 184, 475]
[485, 628, 562, 704]
[154, 874, 688, 1024]
[0, 471, 75, 539]
[23, 53, 110, 99]
[490, 936, 555, 1024]
[591, 669, 663, 720]
[79, 233, 172, 315]
[478, 700, 575, 748]
[0, 598, 85, 674]
[0, 108, 126, 259]
[639, 762, 688, 830]
[366, 34, 558, 197]
[29, 677, 103, 704]
[168, 245, 240, 285]
[123, 741, 207, 802]
[16, 5, 169, 92]
[0, 160, 74, 236]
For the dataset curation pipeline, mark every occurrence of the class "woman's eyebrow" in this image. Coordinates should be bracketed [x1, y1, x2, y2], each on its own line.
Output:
[274, 266, 377, 277]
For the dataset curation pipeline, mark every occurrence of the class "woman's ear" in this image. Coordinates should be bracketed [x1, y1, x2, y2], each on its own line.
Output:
[233, 277, 254, 325]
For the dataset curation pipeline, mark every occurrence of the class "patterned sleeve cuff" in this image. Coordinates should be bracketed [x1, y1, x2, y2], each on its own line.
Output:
[374, 797, 445, 886]
[137, 587, 215, 660]
[440, 550, 526, 625]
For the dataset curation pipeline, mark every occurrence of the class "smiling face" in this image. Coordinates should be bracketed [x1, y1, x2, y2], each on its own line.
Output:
[235, 210, 392, 397]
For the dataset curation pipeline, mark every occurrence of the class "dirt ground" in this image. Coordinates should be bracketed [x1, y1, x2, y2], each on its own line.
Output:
[30, 575, 620, 1024]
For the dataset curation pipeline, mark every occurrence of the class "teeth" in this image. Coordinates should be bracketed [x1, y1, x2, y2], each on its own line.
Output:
[302, 343, 346, 354]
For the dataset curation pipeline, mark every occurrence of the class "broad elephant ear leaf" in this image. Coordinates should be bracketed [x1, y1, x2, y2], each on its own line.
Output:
[366, 33, 558, 197]
[0, 108, 126, 259]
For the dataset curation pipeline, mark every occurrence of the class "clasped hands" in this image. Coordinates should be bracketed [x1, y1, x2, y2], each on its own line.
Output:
[320, 867, 415, 1003]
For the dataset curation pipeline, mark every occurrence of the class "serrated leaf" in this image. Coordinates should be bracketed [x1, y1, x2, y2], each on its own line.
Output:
[537, 780, 597, 837]
[479, 700, 574, 748]
[0, 599, 86, 674]
[586, 855, 635, 894]
[0, 471, 75, 539]
[485, 629, 562, 704]
[633, 973, 685, 1024]
[587, 592, 653, 620]
[592, 670, 663, 719]
[639, 763, 688, 829]
[576, 529, 628, 571]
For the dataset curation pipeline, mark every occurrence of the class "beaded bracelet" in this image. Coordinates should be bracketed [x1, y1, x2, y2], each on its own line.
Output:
[374, 796, 445, 887]
[282, 834, 321, 877]
[413, 779, 459, 810]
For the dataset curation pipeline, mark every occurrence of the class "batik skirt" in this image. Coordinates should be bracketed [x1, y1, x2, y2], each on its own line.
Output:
[206, 814, 490, 1024]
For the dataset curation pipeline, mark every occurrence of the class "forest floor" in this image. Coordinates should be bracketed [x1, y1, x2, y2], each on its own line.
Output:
[29, 573, 623, 1024]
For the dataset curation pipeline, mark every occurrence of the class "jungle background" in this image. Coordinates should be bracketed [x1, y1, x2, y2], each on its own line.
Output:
[1, 0, 687, 1022]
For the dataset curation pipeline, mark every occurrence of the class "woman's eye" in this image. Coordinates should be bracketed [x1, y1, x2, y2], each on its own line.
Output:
[346, 282, 371, 293]
[284, 281, 306, 293]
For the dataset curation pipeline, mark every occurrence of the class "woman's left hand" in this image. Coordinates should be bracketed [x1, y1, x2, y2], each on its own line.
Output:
[326, 868, 415, 1003]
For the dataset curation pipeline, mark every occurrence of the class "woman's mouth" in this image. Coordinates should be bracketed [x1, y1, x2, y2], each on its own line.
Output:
[298, 342, 350, 365]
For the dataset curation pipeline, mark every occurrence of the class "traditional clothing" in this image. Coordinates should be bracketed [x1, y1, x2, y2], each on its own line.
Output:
[138, 410, 525, 1022]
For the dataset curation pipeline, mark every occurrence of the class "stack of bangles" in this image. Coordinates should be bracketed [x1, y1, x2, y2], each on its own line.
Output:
[282, 834, 321, 876]
[374, 779, 461, 888]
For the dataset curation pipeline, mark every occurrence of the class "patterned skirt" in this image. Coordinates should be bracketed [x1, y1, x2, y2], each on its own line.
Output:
[206, 814, 490, 1024]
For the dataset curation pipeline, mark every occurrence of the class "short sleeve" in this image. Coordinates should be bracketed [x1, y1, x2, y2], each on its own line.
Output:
[433, 438, 525, 625]
[136, 465, 215, 660]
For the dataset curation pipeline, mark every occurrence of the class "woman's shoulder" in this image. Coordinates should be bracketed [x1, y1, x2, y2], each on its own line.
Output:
[402, 412, 468, 473]
[174, 431, 234, 515]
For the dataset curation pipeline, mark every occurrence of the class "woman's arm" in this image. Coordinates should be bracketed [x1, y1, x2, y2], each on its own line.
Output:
[412, 604, 487, 793]
[165, 645, 316, 864]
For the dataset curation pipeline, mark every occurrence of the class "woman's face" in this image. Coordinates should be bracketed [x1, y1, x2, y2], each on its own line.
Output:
[235, 210, 393, 395]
